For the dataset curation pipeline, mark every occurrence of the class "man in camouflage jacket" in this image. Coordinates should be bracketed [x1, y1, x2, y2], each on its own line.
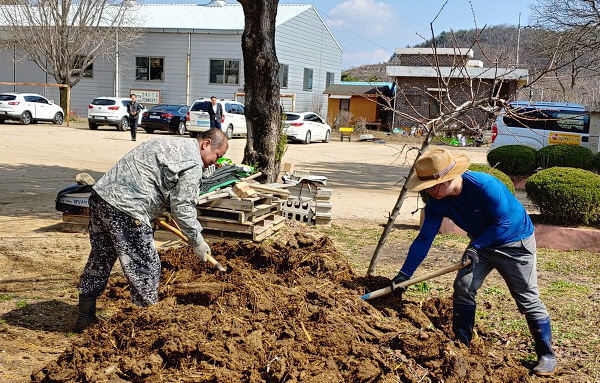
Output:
[74, 129, 228, 332]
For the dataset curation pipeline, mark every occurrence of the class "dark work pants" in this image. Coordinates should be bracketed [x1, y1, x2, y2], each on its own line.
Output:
[453, 235, 549, 322]
[210, 118, 222, 130]
[129, 116, 138, 139]
[79, 191, 160, 306]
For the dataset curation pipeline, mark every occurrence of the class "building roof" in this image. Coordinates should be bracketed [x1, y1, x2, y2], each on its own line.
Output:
[394, 48, 474, 58]
[386, 65, 529, 81]
[136, 3, 311, 31]
[323, 82, 393, 96]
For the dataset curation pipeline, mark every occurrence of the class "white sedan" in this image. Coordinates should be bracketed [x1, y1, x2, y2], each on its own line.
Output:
[283, 112, 331, 144]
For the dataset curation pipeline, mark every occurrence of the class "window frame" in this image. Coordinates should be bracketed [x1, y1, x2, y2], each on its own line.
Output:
[303, 68, 313, 91]
[210, 59, 241, 85]
[339, 98, 350, 111]
[136, 56, 165, 82]
[326, 71, 335, 87]
[279, 63, 289, 88]
[406, 94, 421, 107]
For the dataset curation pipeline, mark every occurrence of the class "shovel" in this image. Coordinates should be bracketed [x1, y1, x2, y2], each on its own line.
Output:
[154, 218, 227, 272]
[360, 260, 470, 300]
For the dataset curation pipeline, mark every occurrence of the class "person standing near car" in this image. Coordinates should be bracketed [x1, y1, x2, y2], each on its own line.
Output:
[208, 96, 223, 130]
[390, 148, 557, 377]
[128, 93, 143, 141]
[74, 129, 229, 333]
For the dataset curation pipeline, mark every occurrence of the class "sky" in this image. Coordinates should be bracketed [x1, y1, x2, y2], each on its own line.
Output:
[146, 0, 534, 69]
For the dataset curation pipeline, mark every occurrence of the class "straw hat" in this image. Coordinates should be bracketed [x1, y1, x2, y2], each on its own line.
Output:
[406, 148, 471, 191]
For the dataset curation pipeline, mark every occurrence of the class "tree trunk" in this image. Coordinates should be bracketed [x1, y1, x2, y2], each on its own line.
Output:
[239, 0, 282, 183]
[59, 86, 70, 117]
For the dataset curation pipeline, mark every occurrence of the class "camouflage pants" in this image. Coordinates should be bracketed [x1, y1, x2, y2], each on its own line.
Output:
[79, 191, 160, 306]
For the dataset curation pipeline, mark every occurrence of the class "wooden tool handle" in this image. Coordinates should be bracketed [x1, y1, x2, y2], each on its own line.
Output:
[360, 260, 468, 300]
[155, 220, 226, 272]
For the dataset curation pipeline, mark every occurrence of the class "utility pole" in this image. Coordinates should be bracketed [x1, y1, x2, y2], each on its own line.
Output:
[516, 12, 521, 66]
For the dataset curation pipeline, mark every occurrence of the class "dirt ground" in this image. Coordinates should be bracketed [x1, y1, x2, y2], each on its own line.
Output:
[0, 122, 597, 382]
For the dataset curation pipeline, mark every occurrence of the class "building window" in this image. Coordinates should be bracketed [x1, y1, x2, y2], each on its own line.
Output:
[326, 72, 335, 87]
[406, 94, 421, 107]
[136, 57, 164, 81]
[303, 68, 313, 91]
[279, 64, 289, 88]
[210, 59, 240, 84]
[339, 98, 350, 111]
[73, 56, 93, 78]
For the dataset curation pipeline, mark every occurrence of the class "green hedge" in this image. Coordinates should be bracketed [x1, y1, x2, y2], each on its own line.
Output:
[592, 152, 600, 173]
[468, 164, 515, 195]
[487, 145, 537, 175]
[525, 167, 600, 225]
[536, 145, 593, 170]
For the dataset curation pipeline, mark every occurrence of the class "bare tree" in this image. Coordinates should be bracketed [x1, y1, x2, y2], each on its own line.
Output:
[0, 0, 139, 112]
[239, 0, 282, 183]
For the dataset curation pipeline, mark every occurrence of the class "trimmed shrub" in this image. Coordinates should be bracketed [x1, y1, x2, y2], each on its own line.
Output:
[592, 152, 600, 173]
[487, 145, 537, 175]
[468, 164, 515, 195]
[525, 167, 600, 225]
[536, 144, 593, 170]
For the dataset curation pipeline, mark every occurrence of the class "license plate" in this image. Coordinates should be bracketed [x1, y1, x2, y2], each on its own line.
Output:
[197, 120, 210, 126]
[150, 115, 160, 119]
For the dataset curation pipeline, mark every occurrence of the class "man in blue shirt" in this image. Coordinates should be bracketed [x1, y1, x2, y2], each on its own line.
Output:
[392, 148, 557, 377]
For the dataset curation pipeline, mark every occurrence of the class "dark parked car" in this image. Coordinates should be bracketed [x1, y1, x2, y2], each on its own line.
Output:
[141, 104, 190, 135]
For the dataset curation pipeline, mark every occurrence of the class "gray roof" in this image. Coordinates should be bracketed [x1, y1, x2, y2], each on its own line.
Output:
[386, 65, 529, 80]
[323, 83, 393, 96]
[394, 47, 474, 58]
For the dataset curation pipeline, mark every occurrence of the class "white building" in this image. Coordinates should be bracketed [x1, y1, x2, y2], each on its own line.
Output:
[0, 2, 343, 117]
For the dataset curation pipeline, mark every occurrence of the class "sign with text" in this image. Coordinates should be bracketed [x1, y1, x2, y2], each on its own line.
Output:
[130, 89, 160, 104]
[548, 132, 581, 146]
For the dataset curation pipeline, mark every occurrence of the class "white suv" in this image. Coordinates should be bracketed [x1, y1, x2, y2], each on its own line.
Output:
[186, 98, 246, 139]
[0, 93, 64, 125]
[87, 97, 145, 131]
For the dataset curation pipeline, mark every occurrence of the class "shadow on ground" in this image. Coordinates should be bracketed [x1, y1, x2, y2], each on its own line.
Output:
[1, 300, 76, 333]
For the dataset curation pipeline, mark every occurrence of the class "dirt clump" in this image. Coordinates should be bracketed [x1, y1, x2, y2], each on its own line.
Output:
[32, 232, 533, 383]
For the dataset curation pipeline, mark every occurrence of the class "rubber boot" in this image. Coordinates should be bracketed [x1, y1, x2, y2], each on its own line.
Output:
[452, 304, 476, 347]
[528, 317, 557, 376]
[73, 295, 99, 333]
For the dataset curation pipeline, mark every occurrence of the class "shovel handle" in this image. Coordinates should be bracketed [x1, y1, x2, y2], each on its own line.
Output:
[360, 260, 469, 300]
[154, 219, 227, 272]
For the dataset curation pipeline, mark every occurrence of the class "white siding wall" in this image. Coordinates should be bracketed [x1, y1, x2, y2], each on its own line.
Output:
[276, 7, 343, 118]
[0, 6, 343, 118]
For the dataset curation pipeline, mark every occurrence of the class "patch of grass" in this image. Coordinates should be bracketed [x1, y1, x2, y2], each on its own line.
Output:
[538, 248, 600, 276]
[541, 260, 559, 271]
[0, 319, 5, 325]
[410, 281, 432, 293]
[15, 300, 27, 309]
[482, 286, 505, 295]
[0, 294, 14, 302]
[545, 280, 589, 294]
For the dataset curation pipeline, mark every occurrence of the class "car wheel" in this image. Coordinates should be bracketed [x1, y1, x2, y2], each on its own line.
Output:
[20, 111, 32, 125]
[189, 132, 199, 138]
[323, 130, 330, 143]
[225, 124, 233, 139]
[176, 122, 186, 135]
[303, 131, 311, 144]
[52, 112, 63, 125]
[144, 128, 155, 134]
[117, 117, 129, 131]
[89, 123, 98, 130]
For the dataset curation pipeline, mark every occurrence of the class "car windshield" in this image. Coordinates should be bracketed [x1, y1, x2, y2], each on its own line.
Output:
[92, 99, 116, 106]
[190, 101, 211, 112]
[284, 113, 301, 121]
[0, 95, 17, 101]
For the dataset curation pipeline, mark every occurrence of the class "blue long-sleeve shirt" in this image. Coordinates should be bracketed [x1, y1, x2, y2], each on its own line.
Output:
[400, 171, 534, 276]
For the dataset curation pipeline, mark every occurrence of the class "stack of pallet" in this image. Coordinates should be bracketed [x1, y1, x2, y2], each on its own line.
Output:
[195, 182, 287, 242]
[62, 206, 91, 233]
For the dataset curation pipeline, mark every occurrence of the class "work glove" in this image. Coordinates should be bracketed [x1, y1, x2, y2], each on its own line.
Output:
[193, 241, 211, 263]
[391, 270, 411, 296]
[462, 246, 479, 273]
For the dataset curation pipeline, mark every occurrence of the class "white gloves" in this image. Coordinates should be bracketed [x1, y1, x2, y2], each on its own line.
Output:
[193, 241, 211, 263]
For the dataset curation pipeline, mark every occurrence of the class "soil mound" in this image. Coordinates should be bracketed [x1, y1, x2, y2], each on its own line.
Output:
[32, 232, 532, 383]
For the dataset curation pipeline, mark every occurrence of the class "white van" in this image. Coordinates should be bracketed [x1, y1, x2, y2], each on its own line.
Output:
[490, 101, 600, 153]
[186, 98, 246, 139]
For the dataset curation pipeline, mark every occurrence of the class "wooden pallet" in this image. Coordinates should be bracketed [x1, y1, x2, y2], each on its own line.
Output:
[201, 215, 286, 242]
[62, 213, 89, 232]
[197, 202, 279, 223]
[201, 195, 277, 212]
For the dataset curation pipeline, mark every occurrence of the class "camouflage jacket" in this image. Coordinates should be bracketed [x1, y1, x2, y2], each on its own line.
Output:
[94, 137, 204, 246]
